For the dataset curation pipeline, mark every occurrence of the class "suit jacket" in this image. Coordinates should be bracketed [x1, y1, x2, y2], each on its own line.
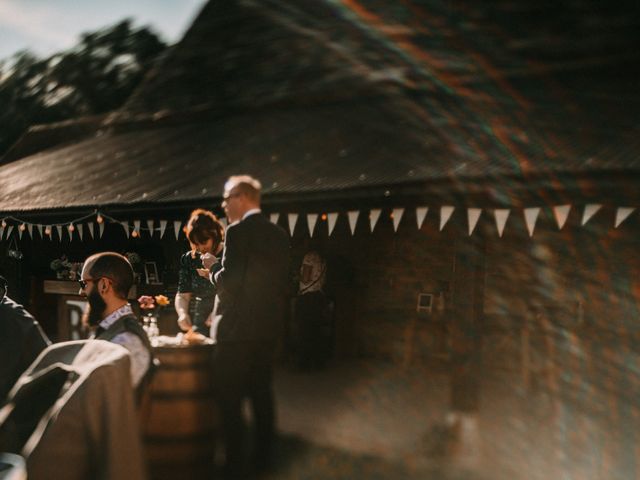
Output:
[212, 212, 289, 343]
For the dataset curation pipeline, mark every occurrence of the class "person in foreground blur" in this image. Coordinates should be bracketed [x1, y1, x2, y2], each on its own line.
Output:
[174, 208, 224, 337]
[206, 175, 290, 477]
[79, 252, 152, 389]
[0, 275, 50, 401]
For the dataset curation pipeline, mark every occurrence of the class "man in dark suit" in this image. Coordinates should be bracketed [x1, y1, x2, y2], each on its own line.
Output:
[205, 175, 289, 477]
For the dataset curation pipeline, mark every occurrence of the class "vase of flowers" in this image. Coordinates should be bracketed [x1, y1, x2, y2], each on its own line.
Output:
[137, 294, 170, 338]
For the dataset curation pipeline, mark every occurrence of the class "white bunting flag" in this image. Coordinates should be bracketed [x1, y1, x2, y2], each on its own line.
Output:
[327, 213, 338, 236]
[524, 207, 541, 237]
[614, 207, 635, 228]
[173, 221, 182, 239]
[36, 224, 43, 238]
[392, 208, 404, 232]
[270, 213, 280, 225]
[122, 222, 130, 238]
[581, 204, 602, 226]
[288, 213, 298, 236]
[467, 208, 482, 236]
[552, 205, 571, 230]
[56, 225, 63, 241]
[494, 209, 510, 238]
[307, 214, 318, 237]
[7, 225, 14, 240]
[18, 227, 23, 240]
[78, 224, 84, 241]
[134, 220, 141, 237]
[87, 223, 94, 239]
[159, 220, 167, 238]
[147, 220, 154, 236]
[440, 206, 455, 231]
[99, 223, 105, 238]
[416, 207, 428, 229]
[369, 209, 381, 232]
[27, 224, 33, 239]
[0, 226, 4, 240]
[348, 211, 359, 235]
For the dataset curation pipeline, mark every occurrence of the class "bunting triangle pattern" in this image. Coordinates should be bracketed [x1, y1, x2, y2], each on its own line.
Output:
[288, 213, 298, 236]
[614, 207, 635, 228]
[369, 209, 381, 232]
[87, 223, 94, 239]
[348, 211, 359, 235]
[327, 213, 338, 236]
[134, 220, 141, 237]
[18, 227, 23, 240]
[27, 224, 33, 239]
[147, 219, 154, 236]
[173, 221, 181, 239]
[56, 225, 63, 241]
[270, 213, 280, 225]
[467, 208, 481, 236]
[78, 224, 84, 241]
[307, 214, 318, 237]
[36, 224, 43, 238]
[494, 209, 510, 238]
[440, 206, 454, 231]
[552, 205, 571, 230]
[581, 204, 602, 226]
[99, 223, 105, 238]
[159, 220, 167, 238]
[122, 222, 130, 238]
[524, 208, 541, 237]
[392, 208, 404, 232]
[6, 225, 14, 240]
[416, 207, 428, 229]
[0, 226, 5, 240]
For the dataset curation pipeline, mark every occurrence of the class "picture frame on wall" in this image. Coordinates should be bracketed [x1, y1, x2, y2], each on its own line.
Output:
[144, 261, 161, 285]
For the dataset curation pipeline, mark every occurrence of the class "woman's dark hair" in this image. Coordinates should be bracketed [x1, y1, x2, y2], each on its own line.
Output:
[184, 209, 224, 254]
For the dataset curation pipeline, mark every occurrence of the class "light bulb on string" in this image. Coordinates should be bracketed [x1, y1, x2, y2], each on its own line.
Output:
[45, 227, 52, 236]
[96, 214, 104, 224]
[132, 230, 139, 238]
[19, 223, 26, 231]
[68, 224, 75, 232]
[1, 220, 6, 228]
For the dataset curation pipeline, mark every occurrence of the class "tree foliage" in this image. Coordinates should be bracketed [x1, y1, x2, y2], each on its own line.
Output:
[0, 19, 166, 157]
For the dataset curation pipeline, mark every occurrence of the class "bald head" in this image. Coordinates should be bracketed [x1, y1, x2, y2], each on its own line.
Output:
[82, 252, 133, 299]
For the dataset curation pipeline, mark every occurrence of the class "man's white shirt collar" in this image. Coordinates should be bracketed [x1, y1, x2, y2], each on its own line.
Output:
[242, 208, 261, 220]
[98, 303, 133, 330]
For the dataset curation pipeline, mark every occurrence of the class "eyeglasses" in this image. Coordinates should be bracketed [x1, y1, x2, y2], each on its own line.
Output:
[78, 276, 111, 290]
[222, 192, 242, 201]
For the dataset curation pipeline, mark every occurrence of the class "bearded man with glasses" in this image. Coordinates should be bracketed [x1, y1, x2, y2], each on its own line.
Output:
[79, 252, 153, 389]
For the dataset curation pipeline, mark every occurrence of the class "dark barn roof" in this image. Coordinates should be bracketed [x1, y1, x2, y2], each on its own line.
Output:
[1, 0, 639, 216]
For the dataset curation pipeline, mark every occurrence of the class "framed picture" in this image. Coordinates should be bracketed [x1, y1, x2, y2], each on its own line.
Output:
[144, 262, 161, 284]
[416, 293, 433, 314]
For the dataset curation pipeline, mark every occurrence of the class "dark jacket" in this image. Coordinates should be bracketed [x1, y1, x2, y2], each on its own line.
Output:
[0, 296, 50, 402]
[212, 213, 290, 343]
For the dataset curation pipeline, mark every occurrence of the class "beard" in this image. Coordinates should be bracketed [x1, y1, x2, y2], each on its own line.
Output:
[86, 288, 107, 327]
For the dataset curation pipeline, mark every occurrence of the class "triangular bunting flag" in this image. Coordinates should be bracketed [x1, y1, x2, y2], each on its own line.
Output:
[36, 224, 43, 238]
[0, 226, 4, 241]
[270, 213, 280, 225]
[173, 221, 182, 239]
[327, 213, 338, 236]
[56, 225, 63, 241]
[159, 220, 167, 238]
[392, 208, 404, 232]
[348, 211, 359, 235]
[27, 224, 33, 239]
[99, 223, 105, 238]
[78, 224, 84, 241]
[369, 209, 381, 232]
[87, 223, 94, 239]
[552, 205, 571, 230]
[614, 207, 635, 228]
[494, 209, 510, 238]
[122, 222, 130, 238]
[18, 227, 23, 240]
[524, 207, 541, 237]
[147, 219, 154, 236]
[440, 206, 455, 231]
[467, 208, 482, 236]
[134, 220, 141, 236]
[288, 213, 298, 236]
[307, 214, 318, 237]
[416, 207, 428, 229]
[6, 225, 14, 240]
[581, 204, 602, 226]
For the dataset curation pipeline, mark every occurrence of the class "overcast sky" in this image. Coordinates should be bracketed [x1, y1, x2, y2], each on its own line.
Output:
[0, 0, 206, 60]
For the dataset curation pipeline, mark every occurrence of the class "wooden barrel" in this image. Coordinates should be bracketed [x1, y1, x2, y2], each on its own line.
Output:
[141, 344, 217, 480]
